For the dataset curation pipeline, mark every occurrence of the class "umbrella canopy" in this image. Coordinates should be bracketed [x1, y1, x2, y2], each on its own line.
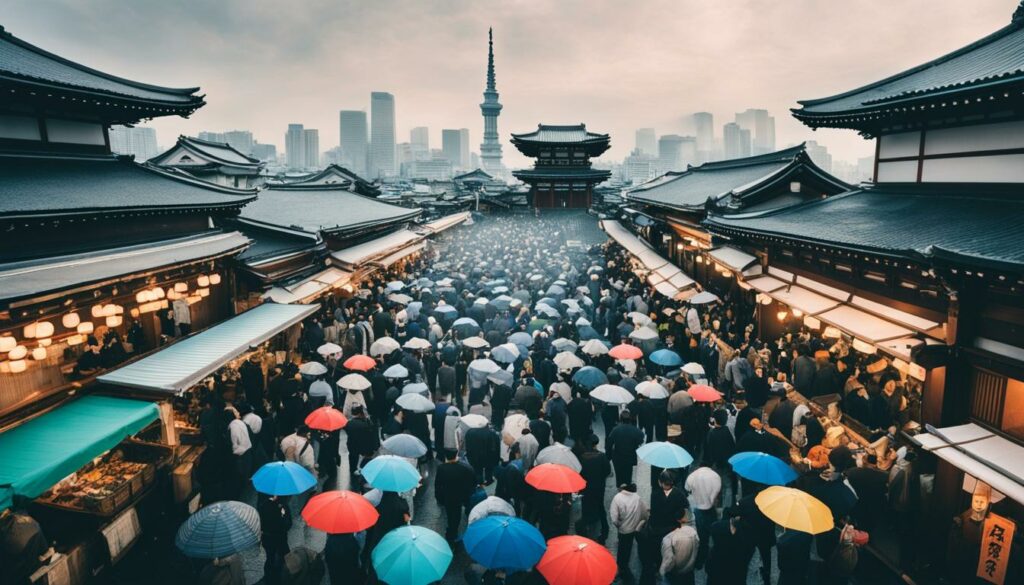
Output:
[507, 332, 534, 347]
[175, 501, 260, 559]
[650, 349, 683, 367]
[667, 390, 694, 413]
[572, 366, 608, 389]
[577, 325, 601, 340]
[402, 382, 430, 396]
[343, 354, 376, 372]
[608, 344, 644, 360]
[371, 337, 402, 357]
[389, 293, 413, 305]
[317, 342, 342, 357]
[527, 318, 550, 332]
[251, 461, 317, 496]
[553, 351, 585, 371]
[636, 442, 694, 469]
[305, 406, 348, 431]
[383, 364, 410, 379]
[395, 393, 434, 413]
[755, 486, 835, 535]
[386, 280, 406, 291]
[537, 535, 617, 585]
[338, 373, 371, 391]
[403, 337, 431, 350]
[362, 455, 420, 492]
[372, 525, 452, 585]
[468, 496, 516, 524]
[591, 384, 634, 405]
[492, 295, 514, 311]
[302, 490, 379, 534]
[688, 384, 723, 403]
[468, 358, 501, 374]
[382, 434, 429, 458]
[636, 381, 670, 399]
[682, 362, 706, 375]
[689, 291, 720, 304]
[491, 343, 521, 363]
[464, 516, 547, 572]
[461, 336, 490, 349]
[627, 311, 651, 325]
[551, 338, 579, 353]
[729, 452, 798, 486]
[299, 362, 328, 376]
[628, 327, 658, 341]
[453, 317, 481, 335]
[460, 413, 489, 429]
[487, 369, 514, 387]
[536, 444, 582, 472]
[501, 413, 530, 445]
[581, 339, 609, 356]
[434, 305, 458, 316]
[525, 463, 586, 494]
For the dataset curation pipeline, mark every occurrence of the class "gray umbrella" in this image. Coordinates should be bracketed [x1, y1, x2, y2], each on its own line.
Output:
[468, 496, 516, 524]
[535, 443, 582, 472]
[381, 433, 428, 458]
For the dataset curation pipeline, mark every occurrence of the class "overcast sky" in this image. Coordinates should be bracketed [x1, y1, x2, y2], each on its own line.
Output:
[5, 0, 1017, 168]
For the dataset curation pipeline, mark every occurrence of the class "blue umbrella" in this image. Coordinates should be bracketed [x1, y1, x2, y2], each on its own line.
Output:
[577, 325, 601, 341]
[650, 349, 683, 367]
[728, 452, 798, 486]
[251, 461, 317, 496]
[382, 434, 429, 458]
[463, 516, 546, 571]
[175, 501, 260, 559]
[362, 455, 421, 492]
[636, 442, 694, 469]
[507, 331, 534, 347]
[572, 365, 609, 389]
[372, 525, 453, 585]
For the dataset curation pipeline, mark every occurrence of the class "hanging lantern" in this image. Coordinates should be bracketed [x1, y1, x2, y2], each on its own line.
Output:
[166, 290, 179, 301]
[23, 322, 37, 339]
[31, 347, 47, 361]
[822, 326, 842, 339]
[9, 359, 26, 374]
[8, 345, 28, 360]
[91, 304, 105, 318]
[209, 273, 222, 285]
[0, 336, 15, 353]
[153, 287, 165, 299]
[67, 334, 84, 346]
[77, 322, 94, 334]
[695, 256, 704, 264]
[776, 310, 788, 322]
[197, 288, 210, 298]
[136, 290, 149, 303]
[113, 305, 124, 315]
[62, 312, 81, 329]
[197, 275, 210, 287]
[174, 282, 188, 293]
[102, 304, 117, 317]
[106, 315, 123, 328]
[35, 321, 54, 338]
[792, 309, 804, 318]
[186, 295, 202, 305]
[130, 308, 141, 318]
[38, 338, 52, 348]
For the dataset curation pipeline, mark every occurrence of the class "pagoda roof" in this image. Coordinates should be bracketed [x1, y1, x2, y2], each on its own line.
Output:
[511, 124, 609, 144]
[0, 154, 256, 220]
[627, 144, 846, 211]
[704, 183, 1024, 272]
[793, 6, 1024, 133]
[453, 168, 494, 181]
[239, 184, 420, 237]
[149, 135, 263, 171]
[0, 26, 204, 121]
[269, 164, 380, 196]
[512, 167, 613, 182]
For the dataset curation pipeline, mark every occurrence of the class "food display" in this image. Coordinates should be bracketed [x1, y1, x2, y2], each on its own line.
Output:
[37, 448, 154, 516]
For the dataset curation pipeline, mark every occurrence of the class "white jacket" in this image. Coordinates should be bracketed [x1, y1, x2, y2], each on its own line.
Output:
[660, 525, 699, 576]
[609, 490, 649, 534]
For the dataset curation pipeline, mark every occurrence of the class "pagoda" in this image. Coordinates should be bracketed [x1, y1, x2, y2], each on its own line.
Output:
[511, 124, 611, 209]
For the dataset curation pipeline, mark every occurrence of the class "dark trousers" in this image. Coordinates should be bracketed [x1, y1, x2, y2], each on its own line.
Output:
[262, 538, 289, 585]
[638, 531, 663, 585]
[693, 507, 717, 569]
[665, 572, 695, 585]
[613, 460, 634, 486]
[617, 531, 637, 578]
[347, 449, 362, 476]
[757, 542, 773, 585]
[442, 503, 462, 541]
[581, 494, 608, 541]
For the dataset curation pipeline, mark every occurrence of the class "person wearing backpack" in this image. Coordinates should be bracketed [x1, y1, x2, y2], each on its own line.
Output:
[280, 425, 315, 476]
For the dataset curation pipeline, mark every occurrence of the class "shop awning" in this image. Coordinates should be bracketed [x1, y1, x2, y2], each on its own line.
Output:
[795, 275, 852, 302]
[708, 246, 758, 273]
[744, 275, 788, 293]
[816, 305, 914, 343]
[0, 396, 158, 510]
[262, 267, 352, 305]
[768, 285, 842, 315]
[375, 242, 426, 267]
[850, 295, 942, 333]
[915, 423, 1024, 505]
[330, 229, 423, 268]
[417, 212, 471, 235]
[98, 303, 318, 393]
[601, 220, 686, 276]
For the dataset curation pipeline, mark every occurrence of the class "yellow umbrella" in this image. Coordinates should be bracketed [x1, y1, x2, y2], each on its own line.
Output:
[754, 486, 835, 535]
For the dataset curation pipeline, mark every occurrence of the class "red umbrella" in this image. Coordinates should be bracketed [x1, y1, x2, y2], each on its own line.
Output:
[525, 463, 586, 494]
[688, 384, 723, 403]
[537, 535, 616, 585]
[608, 343, 644, 360]
[305, 406, 348, 431]
[302, 490, 379, 533]
[344, 354, 377, 371]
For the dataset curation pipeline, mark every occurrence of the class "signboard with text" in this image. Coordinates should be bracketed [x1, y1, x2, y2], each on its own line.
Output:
[977, 513, 1016, 585]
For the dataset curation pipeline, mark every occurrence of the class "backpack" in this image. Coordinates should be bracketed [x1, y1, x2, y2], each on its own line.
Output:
[284, 438, 310, 464]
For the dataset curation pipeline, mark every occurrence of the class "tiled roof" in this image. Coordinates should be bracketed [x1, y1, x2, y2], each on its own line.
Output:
[239, 185, 419, 235]
[178, 136, 260, 165]
[511, 124, 609, 143]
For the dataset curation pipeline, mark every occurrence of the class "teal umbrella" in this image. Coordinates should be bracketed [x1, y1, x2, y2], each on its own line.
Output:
[372, 525, 453, 585]
[362, 455, 420, 492]
[175, 501, 260, 559]
[637, 442, 694, 469]
[251, 461, 317, 496]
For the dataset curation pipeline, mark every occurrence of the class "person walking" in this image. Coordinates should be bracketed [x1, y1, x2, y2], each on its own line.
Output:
[640, 471, 688, 585]
[777, 528, 813, 585]
[579, 434, 612, 542]
[258, 494, 292, 585]
[659, 507, 699, 585]
[343, 405, 378, 479]
[610, 483, 649, 582]
[434, 450, 477, 542]
[606, 410, 644, 485]
[684, 462, 721, 570]
[464, 424, 501, 486]
[324, 532, 362, 585]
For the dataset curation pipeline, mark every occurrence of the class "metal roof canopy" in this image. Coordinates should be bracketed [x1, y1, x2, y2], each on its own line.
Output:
[331, 229, 423, 268]
[915, 423, 1024, 505]
[98, 303, 318, 393]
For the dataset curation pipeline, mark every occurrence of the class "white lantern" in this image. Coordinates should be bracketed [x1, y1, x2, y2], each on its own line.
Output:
[31, 347, 47, 360]
[91, 304, 105, 318]
[823, 326, 842, 339]
[136, 291, 149, 303]
[776, 310, 788, 322]
[102, 304, 116, 317]
[113, 305, 124, 315]
[77, 321, 94, 334]
[197, 288, 210, 298]
[197, 275, 210, 287]
[62, 312, 81, 329]
[174, 282, 188, 293]
[67, 334, 84, 346]
[186, 295, 202, 305]
[791, 309, 804, 318]
[130, 308, 141, 318]
[35, 321, 54, 338]
[0, 336, 15, 353]
[23, 322, 37, 339]
[153, 287, 165, 299]
[9, 359, 26, 374]
[209, 273, 222, 285]
[9, 345, 28, 360]
[38, 338, 52, 347]
[106, 315, 123, 327]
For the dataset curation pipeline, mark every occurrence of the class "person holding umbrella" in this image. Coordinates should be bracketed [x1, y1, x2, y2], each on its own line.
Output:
[344, 405, 378, 481]
[258, 494, 292, 585]
[578, 434, 612, 543]
[435, 449, 477, 542]
[465, 421, 501, 486]
[641, 471, 688, 585]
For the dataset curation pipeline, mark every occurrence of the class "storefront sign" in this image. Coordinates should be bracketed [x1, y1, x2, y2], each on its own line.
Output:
[977, 512, 1016, 584]
[101, 507, 141, 564]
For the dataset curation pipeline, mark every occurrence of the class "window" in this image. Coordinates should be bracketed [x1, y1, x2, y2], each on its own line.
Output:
[971, 367, 1024, 441]
[1002, 376, 1024, 441]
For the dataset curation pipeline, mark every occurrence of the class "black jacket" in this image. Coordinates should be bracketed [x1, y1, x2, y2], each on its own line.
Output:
[528, 419, 552, 450]
[345, 417, 379, 457]
[606, 423, 644, 465]
[465, 427, 500, 467]
[435, 460, 477, 507]
[649, 487, 687, 537]
[704, 426, 736, 468]
[579, 449, 611, 497]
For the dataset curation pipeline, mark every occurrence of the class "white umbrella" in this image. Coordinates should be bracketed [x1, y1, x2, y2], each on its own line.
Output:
[460, 413, 489, 429]
[461, 337, 490, 349]
[388, 293, 413, 305]
[317, 343, 342, 357]
[370, 337, 401, 357]
[689, 291, 720, 305]
[402, 382, 430, 396]
[383, 364, 409, 379]
[636, 380, 670, 399]
[627, 311, 650, 324]
[338, 373, 371, 391]
[299, 362, 328, 376]
[576, 317, 592, 327]
[617, 358, 638, 376]
[491, 343, 521, 363]
[551, 338, 578, 353]
[468, 358, 501, 374]
[549, 381, 572, 403]
[386, 280, 405, 291]
[502, 413, 531, 445]
[474, 297, 490, 305]
[553, 351, 584, 371]
[396, 393, 434, 413]
[468, 496, 516, 524]
[591, 384, 635, 405]
[403, 337, 431, 350]
[629, 327, 658, 341]
[581, 339, 609, 356]
[536, 444, 582, 472]
[682, 362, 706, 376]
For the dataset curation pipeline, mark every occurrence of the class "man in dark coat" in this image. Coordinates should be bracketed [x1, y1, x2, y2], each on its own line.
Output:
[791, 345, 816, 396]
[495, 443, 527, 515]
[371, 306, 394, 340]
[544, 391, 568, 443]
[632, 393, 656, 442]
[606, 411, 645, 485]
[739, 494, 777, 585]
[566, 392, 594, 443]
[258, 494, 292, 585]
[434, 450, 477, 541]
[491, 383, 513, 428]
[706, 514, 757, 585]
[324, 533, 362, 585]
[344, 405, 378, 478]
[528, 416, 552, 450]
[578, 435, 612, 542]
[844, 455, 889, 532]
[639, 471, 688, 585]
[239, 354, 266, 414]
[809, 351, 841, 398]
[776, 527, 812, 585]
[465, 425, 501, 485]
[768, 390, 797, 441]
[433, 398, 452, 461]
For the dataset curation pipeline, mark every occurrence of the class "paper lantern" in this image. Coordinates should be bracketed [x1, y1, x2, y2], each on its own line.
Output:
[792, 309, 804, 318]
[757, 293, 773, 306]
[31, 347, 47, 360]
[197, 288, 210, 298]
[136, 290, 149, 303]
[106, 316, 123, 328]
[908, 362, 927, 382]
[102, 304, 117, 317]
[776, 311, 788, 322]
[823, 326, 842, 339]
[91, 304, 105, 318]
[174, 282, 188, 293]
[67, 334, 84, 346]
[9, 359, 26, 374]
[35, 321, 54, 338]
[113, 305, 124, 315]
[186, 295, 202, 305]
[77, 322, 94, 334]
[209, 273, 222, 285]
[852, 339, 876, 355]
[130, 308, 141, 318]
[803, 316, 821, 330]
[62, 312, 81, 329]
[153, 287, 165, 299]
[0, 336, 15, 353]
[166, 290, 179, 301]
[23, 322, 37, 339]
[9, 345, 28, 360]
[38, 338, 52, 348]
[197, 275, 210, 287]
[695, 256, 704, 264]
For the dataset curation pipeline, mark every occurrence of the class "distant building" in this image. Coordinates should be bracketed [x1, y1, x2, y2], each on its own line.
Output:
[303, 128, 320, 169]
[109, 125, 159, 161]
[198, 131, 226, 143]
[285, 123, 306, 169]
[266, 164, 380, 198]
[223, 130, 254, 155]
[397, 143, 415, 174]
[722, 122, 751, 160]
[658, 134, 686, 173]
[623, 148, 659, 184]
[857, 156, 874, 183]
[804, 140, 832, 173]
[251, 143, 277, 162]
[479, 29, 504, 177]
[339, 110, 369, 177]
[323, 146, 343, 166]
[459, 128, 471, 169]
[734, 109, 775, 155]
[370, 92, 396, 178]
[410, 126, 430, 153]
[511, 123, 611, 209]
[635, 128, 657, 156]
[442, 129, 470, 170]
[150, 135, 264, 189]
[405, 156, 453, 181]
[691, 112, 714, 162]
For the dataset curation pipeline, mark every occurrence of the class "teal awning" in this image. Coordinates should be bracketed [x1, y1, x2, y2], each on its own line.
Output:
[0, 395, 159, 510]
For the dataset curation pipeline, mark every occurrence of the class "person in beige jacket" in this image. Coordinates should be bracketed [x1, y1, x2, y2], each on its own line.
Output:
[609, 483, 650, 581]
[659, 507, 699, 585]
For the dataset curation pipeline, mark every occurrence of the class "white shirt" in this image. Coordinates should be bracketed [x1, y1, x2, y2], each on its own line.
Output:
[684, 466, 722, 510]
[228, 418, 252, 456]
[242, 412, 262, 435]
[280, 433, 315, 472]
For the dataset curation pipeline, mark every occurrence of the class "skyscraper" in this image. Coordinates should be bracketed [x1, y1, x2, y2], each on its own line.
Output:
[442, 129, 462, 168]
[303, 128, 320, 169]
[370, 92, 396, 178]
[691, 112, 714, 162]
[410, 127, 429, 151]
[459, 128, 470, 169]
[222, 130, 254, 155]
[635, 128, 657, 156]
[804, 140, 833, 173]
[722, 122, 751, 160]
[658, 135, 686, 173]
[285, 123, 305, 169]
[735, 109, 776, 155]
[479, 28, 504, 176]
[109, 125, 159, 161]
[339, 110, 369, 176]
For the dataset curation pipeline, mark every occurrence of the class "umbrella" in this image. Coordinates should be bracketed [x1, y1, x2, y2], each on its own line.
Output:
[407, 301, 423, 320]
[389, 293, 413, 305]
[402, 382, 430, 396]
[464, 516, 547, 572]
[362, 455, 421, 492]
[627, 311, 650, 324]
[536, 444, 582, 472]
[338, 373, 371, 391]
[650, 349, 683, 367]
[508, 332, 534, 347]
[302, 490, 380, 534]
[487, 369, 514, 387]
[608, 343, 644, 360]
[396, 393, 434, 413]
[491, 343, 521, 363]
[688, 384, 723, 402]
[461, 413, 489, 429]
[527, 318, 550, 332]
[372, 525, 452, 585]
[417, 277, 434, 288]
[537, 535, 617, 585]
[434, 305, 458, 317]
[728, 452, 798, 486]
[636, 442, 694, 469]
[755, 486, 835, 535]
[299, 361, 328, 376]
[305, 406, 348, 431]
[572, 366, 608, 389]
[317, 342, 342, 357]
[635, 380, 670, 399]
[461, 336, 490, 349]
[551, 338, 578, 353]
[386, 280, 406, 291]
[591, 384, 634, 405]
[682, 362, 706, 375]
[628, 327, 658, 341]
[453, 316, 480, 328]
[251, 461, 317, 496]
[492, 286, 509, 294]
[468, 496, 516, 524]
[667, 390, 694, 413]
[581, 339, 609, 356]
[549, 381, 572, 403]
[689, 291, 720, 304]
[403, 337, 431, 350]
[525, 463, 586, 493]
[577, 325, 601, 340]
[343, 354, 376, 371]
[371, 337, 401, 357]
[502, 413, 530, 445]
[535, 304, 561, 318]
[492, 295, 514, 310]
[382, 434, 429, 458]
[553, 351, 585, 371]
[468, 358, 501, 374]
[175, 501, 260, 559]
[383, 364, 410, 379]
[474, 297, 490, 306]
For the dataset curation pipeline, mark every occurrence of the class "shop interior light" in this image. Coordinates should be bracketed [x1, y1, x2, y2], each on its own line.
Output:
[695, 256, 704, 264]
[197, 275, 210, 287]
[23, 322, 37, 339]
[852, 339, 876, 354]
[9, 359, 26, 374]
[77, 322, 94, 334]
[908, 362, 927, 381]
[67, 334, 84, 346]
[209, 273, 222, 285]
[38, 338, 52, 347]
[0, 336, 15, 353]
[174, 282, 188, 293]
[153, 287, 165, 299]
[9, 345, 28, 361]
[31, 347, 47, 360]
[35, 321, 54, 338]
[776, 310, 788, 322]
[106, 315, 123, 328]
[823, 326, 842, 339]
[136, 290, 149, 303]
[130, 308, 141, 318]
[91, 304, 105, 318]
[197, 288, 210, 298]
[792, 309, 804, 318]
[62, 312, 81, 329]
[102, 304, 117, 317]
[186, 295, 202, 305]
[803, 316, 821, 329]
